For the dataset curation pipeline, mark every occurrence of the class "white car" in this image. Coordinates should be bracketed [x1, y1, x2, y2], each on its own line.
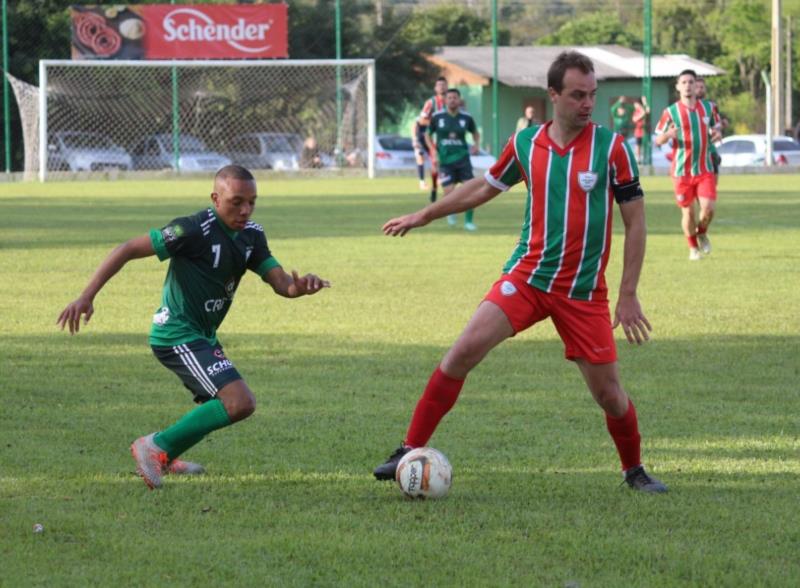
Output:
[627, 134, 672, 169]
[716, 134, 800, 167]
[47, 131, 133, 172]
[375, 134, 496, 171]
[132, 134, 231, 172]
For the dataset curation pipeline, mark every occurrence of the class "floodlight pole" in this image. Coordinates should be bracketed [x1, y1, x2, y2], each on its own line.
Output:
[761, 70, 773, 167]
[491, 0, 499, 156]
[170, 0, 180, 171]
[2, 0, 10, 173]
[642, 0, 652, 166]
[335, 0, 343, 166]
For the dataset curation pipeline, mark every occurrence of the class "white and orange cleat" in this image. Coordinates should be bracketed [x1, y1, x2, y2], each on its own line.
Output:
[167, 459, 205, 476]
[130, 433, 168, 490]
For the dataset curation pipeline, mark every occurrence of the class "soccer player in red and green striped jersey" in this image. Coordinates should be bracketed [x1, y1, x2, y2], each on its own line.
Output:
[655, 69, 722, 260]
[373, 51, 667, 493]
[413, 77, 448, 200]
[57, 165, 330, 490]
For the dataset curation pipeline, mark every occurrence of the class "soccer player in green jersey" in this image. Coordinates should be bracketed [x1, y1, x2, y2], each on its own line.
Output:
[57, 165, 330, 490]
[373, 51, 666, 493]
[425, 88, 481, 231]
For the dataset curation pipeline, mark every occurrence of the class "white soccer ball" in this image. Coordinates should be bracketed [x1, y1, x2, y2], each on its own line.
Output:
[395, 447, 452, 499]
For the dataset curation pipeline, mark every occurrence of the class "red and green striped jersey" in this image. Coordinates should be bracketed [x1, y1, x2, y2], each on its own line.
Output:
[655, 99, 720, 177]
[485, 122, 639, 302]
[419, 94, 446, 120]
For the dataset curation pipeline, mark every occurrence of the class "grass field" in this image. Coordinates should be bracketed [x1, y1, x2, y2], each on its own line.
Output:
[1, 174, 799, 586]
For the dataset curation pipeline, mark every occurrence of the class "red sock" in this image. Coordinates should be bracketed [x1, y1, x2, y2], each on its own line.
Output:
[431, 172, 438, 190]
[605, 400, 641, 471]
[697, 224, 707, 235]
[404, 366, 464, 447]
[687, 235, 699, 249]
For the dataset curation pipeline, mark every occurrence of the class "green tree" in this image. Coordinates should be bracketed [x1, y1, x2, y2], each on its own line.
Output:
[538, 12, 641, 49]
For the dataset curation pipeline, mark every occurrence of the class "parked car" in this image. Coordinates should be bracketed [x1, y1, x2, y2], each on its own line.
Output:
[131, 134, 231, 171]
[626, 134, 672, 169]
[47, 131, 132, 172]
[716, 134, 800, 167]
[375, 134, 496, 171]
[227, 132, 305, 171]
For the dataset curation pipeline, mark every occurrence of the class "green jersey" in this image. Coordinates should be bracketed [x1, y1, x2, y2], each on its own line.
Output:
[148, 207, 281, 346]
[428, 109, 477, 166]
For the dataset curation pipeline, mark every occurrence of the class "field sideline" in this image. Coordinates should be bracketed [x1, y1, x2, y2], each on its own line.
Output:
[1, 174, 799, 586]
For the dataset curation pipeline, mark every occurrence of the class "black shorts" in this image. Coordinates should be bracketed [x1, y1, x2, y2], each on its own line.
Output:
[152, 340, 242, 403]
[439, 157, 474, 187]
[415, 132, 430, 157]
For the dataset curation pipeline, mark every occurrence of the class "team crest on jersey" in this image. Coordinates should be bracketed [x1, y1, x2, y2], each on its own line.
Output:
[578, 171, 599, 192]
[459, 119, 466, 128]
[225, 278, 236, 299]
[438, 118, 445, 128]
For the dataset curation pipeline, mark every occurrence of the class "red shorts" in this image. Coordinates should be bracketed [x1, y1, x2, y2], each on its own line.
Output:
[672, 172, 717, 207]
[483, 273, 617, 364]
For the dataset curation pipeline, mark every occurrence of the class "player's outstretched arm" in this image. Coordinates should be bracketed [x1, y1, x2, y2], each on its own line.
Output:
[383, 177, 501, 237]
[264, 266, 330, 299]
[613, 198, 652, 345]
[56, 235, 155, 334]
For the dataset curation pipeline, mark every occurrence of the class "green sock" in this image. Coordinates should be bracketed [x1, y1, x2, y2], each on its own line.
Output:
[465, 209, 474, 224]
[153, 398, 232, 461]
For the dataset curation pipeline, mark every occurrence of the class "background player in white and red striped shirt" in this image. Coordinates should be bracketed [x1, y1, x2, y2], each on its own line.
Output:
[655, 70, 722, 260]
[412, 77, 448, 200]
[373, 51, 666, 493]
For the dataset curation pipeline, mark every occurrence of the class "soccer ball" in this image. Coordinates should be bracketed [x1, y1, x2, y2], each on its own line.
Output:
[395, 447, 452, 499]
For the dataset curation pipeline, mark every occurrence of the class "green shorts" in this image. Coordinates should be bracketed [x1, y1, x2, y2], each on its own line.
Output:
[152, 340, 242, 403]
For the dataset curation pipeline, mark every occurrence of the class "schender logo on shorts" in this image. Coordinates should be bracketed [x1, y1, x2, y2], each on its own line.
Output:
[500, 281, 517, 296]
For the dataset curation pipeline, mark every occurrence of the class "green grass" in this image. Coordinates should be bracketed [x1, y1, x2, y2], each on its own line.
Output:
[1, 175, 799, 587]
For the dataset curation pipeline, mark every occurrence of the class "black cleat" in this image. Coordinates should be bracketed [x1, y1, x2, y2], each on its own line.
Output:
[623, 465, 668, 493]
[429, 190, 437, 203]
[373, 446, 411, 481]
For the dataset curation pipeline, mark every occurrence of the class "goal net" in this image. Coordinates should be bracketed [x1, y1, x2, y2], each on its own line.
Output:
[27, 59, 375, 180]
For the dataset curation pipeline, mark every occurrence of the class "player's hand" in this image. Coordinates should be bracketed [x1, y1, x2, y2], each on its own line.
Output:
[710, 129, 722, 143]
[470, 145, 479, 156]
[612, 293, 652, 345]
[664, 125, 679, 140]
[383, 211, 427, 237]
[290, 270, 330, 296]
[56, 296, 94, 335]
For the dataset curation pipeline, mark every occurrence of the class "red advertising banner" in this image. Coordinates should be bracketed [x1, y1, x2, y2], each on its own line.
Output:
[70, 4, 289, 60]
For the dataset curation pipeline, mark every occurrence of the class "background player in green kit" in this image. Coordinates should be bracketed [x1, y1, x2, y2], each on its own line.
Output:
[425, 88, 480, 231]
[56, 165, 330, 490]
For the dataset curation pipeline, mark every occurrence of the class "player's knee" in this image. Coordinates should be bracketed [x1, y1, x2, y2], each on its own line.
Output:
[594, 382, 627, 415]
[221, 387, 256, 422]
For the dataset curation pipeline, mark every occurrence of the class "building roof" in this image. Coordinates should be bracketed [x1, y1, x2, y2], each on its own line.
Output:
[435, 45, 725, 88]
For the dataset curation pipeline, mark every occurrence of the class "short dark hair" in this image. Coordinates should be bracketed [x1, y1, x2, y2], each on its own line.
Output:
[547, 51, 594, 93]
[447, 88, 461, 97]
[677, 69, 697, 82]
[215, 164, 254, 182]
[436, 76, 448, 84]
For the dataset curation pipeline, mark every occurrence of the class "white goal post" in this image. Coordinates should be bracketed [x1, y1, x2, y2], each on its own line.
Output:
[35, 59, 376, 181]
